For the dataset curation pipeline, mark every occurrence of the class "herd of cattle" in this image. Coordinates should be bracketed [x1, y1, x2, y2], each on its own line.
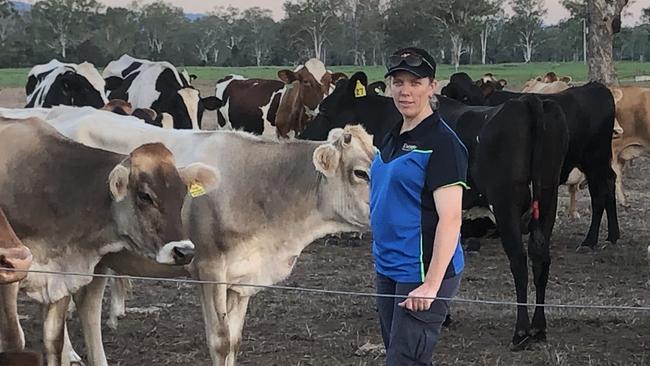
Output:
[0, 54, 648, 365]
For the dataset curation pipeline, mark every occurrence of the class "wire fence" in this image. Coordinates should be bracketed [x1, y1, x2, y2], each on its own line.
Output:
[6, 268, 650, 312]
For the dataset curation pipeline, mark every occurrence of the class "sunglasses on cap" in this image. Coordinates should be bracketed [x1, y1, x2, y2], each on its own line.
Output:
[387, 53, 434, 70]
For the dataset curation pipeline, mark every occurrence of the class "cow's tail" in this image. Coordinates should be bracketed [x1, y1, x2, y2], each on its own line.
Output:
[522, 94, 546, 252]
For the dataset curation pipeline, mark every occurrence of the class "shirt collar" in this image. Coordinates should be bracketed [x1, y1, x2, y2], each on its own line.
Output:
[390, 110, 440, 139]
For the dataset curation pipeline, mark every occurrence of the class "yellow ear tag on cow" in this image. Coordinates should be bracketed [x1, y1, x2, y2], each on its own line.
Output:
[354, 80, 367, 98]
[189, 182, 206, 198]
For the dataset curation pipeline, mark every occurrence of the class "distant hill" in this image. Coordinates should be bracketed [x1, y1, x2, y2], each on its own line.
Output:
[185, 13, 206, 21]
[9, 2, 205, 21]
[10, 1, 31, 12]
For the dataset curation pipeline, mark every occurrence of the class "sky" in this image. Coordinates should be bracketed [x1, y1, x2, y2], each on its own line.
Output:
[23, 0, 647, 25]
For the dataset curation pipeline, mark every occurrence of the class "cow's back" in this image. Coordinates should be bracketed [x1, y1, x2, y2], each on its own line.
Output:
[0, 118, 121, 236]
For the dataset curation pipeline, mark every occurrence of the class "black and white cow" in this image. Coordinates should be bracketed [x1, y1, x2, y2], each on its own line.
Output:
[103, 54, 219, 129]
[26, 60, 108, 108]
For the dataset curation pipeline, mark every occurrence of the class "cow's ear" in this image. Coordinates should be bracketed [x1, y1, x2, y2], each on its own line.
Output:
[482, 83, 495, 98]
[179, 163, 220, 197]
[498, 79, 507, 87]
[368, 81, 386, 95]
[313, 143, 341, 177]
[61, 73, 80, 95]
[347, 72, 368, 98]
[278, 70, 298, 84]
[331, 72, 348, 83]
[560, 76, 572, 83]
[190, 74, 198, 81]
[109, 164, 130, 202]
[202, 96, 222, 111]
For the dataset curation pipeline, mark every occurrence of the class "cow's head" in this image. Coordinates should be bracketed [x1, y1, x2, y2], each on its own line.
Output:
[102, 99, 134, 115]
[313, 125, 374, 231]
[109, 143, 219, 264]
[300, 72, 399, 145]
[441, 72, 487, 105]
[59, 71, 107, 109]
[153, 86, 220, 130]
[0, 208, 32, 284]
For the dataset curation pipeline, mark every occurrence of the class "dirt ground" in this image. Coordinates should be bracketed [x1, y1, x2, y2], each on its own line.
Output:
[3, 85, 650, 365]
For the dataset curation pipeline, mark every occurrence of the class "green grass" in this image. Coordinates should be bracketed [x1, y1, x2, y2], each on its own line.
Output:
[2, 62, 649, 89]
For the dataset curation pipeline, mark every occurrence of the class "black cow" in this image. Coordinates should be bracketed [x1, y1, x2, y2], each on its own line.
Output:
[103, 54, 219, 129]
[302, 72, 570, 348]
[442, 72, 620, 251]
[26, 60, 107, 108]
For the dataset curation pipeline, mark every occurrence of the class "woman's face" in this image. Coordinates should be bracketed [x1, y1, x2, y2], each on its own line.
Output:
[390, 71, 436, 120]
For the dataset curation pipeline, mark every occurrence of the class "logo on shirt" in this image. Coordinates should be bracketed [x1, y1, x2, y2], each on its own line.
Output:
[402, 143, 417, 152]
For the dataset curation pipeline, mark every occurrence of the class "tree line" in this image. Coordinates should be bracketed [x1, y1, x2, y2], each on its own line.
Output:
[0, 0, 647, 68]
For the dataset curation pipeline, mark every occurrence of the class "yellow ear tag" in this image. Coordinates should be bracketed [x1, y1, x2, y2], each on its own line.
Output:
[189, 182, 206, 198]
[354, 80, 367, 98]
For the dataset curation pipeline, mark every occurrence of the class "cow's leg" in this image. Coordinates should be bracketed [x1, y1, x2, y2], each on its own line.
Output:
[192, 255, 230, 366]
[43, 295, 71, 366]
[63, 323, 84, 366]
[612, 156, 628, 207]
[198, 282, 230, 366]
[529, 186, 559, 342]
[567, 184, 580, 219]
[489, 185, 531, 350]
[224, 291, 250, 366]
[107, 276, 130, 330]
[74, 267, 110, 366]
[579, 160, 619, 249]
[0, 283, 24, 352]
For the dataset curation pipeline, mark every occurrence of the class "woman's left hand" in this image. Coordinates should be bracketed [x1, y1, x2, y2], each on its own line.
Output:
[398, 283, 438, 312]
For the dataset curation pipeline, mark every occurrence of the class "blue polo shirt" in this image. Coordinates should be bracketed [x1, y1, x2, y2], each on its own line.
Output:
[370, 111, 468, 283]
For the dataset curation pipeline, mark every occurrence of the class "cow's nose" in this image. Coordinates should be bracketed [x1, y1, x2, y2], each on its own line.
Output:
[156, 240, 195, 265]
[172, 246, 195, 265]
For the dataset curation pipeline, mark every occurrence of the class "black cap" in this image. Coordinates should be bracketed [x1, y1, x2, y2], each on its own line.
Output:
[385, 47, 436, 79]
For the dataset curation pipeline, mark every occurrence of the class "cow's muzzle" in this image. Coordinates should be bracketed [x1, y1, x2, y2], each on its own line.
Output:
[0, 246, 33, 284]
[156, 240, 195, 265]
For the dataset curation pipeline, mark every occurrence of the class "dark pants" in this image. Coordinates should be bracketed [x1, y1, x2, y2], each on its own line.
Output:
[376, 272, 462, 366]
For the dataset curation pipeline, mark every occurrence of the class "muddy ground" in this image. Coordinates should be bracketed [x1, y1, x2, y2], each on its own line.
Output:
[3, 85, 650, 365]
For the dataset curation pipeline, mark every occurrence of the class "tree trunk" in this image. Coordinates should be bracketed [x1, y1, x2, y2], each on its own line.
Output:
[450, 33, 463, 71]
[480, 24, 490, 65]
[60, 35, 66, 58]
[586, 0, 628, 84]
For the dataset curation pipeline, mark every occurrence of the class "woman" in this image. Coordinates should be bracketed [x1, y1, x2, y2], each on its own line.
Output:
[370, 47, 468, 365]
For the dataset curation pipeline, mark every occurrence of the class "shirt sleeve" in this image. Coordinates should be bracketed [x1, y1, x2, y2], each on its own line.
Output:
[425, 135, 469, 192]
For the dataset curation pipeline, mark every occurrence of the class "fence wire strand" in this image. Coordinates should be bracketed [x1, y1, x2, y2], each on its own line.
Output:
[5, 268, 650, 312]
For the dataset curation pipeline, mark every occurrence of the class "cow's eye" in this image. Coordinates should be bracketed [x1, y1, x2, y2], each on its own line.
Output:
[137, 191, 155, 205]
[354, 169, 370, 182]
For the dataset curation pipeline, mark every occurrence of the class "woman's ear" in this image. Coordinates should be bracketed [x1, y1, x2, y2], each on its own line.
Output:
[429, 79, 437, 98]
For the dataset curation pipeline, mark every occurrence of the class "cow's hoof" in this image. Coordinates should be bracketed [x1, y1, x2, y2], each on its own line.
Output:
[576, 245, 595, 254]
[530, 329, 546, 342]
[510, 334, 532, 351]
[464, 238, 481, 253]
[442, 314, 452, 328]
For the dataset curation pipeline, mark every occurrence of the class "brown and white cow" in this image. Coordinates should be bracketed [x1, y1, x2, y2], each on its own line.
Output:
[215, 59, 346, 138]
[25, 108, 373, 366]
[0, 117, 219, 365]
[0, 209, 32, 285]
[102, 99, 174, 128]
[608, 86, 650, 206]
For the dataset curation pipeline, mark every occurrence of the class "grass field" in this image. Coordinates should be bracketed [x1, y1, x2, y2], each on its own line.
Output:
[1, 61, 649, 89]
